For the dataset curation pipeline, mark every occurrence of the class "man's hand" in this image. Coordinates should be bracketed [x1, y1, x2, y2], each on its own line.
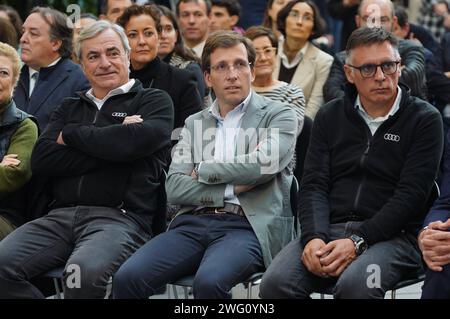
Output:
[56, 132, 66, 145]
[317, 238, 356, 277]
[234, 184, 255, 195]
[302, 238, 327, 277]
[0, 154, 20, 167]
[445, 71, 450, 78]
[123, 115, 143, 125]
[419, 218, 450, 271]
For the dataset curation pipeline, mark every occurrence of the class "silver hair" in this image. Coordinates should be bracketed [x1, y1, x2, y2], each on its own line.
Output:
[74, 20, 130, 61]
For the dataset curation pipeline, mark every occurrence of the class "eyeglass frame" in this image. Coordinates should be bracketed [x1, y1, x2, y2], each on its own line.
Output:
[287, 10, 314, 23]
[346, 60, 401, 78]
[208, 60, 253, 75]
[255, 47, 277, 59]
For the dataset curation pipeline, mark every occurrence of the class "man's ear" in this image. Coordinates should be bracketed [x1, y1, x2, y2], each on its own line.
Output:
[51, 38, 63, 54]
[355, 14, 361, 28]
[204, 70, 212, 88]
[229, 15, 239, 28]
[344, 64, 355, 84]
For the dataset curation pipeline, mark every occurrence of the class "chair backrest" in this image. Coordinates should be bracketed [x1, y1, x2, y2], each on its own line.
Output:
[294, 116, 313, 184]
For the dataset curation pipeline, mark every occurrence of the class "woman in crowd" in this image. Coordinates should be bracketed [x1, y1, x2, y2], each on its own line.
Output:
[156, 5, 206, 98]
[0, 42, 38, 240]
[262, 0, 291, 38]
[0, 17, 18, 49]
[117, 4, 202, 132]
[275, 0, 333, 118]
[244, 25, 305, 134]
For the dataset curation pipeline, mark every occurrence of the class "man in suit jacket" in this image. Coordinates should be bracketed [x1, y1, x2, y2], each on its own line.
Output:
[419, 136, 450, 299]
[113, 31, 297, 299]
[13, 7, 89, 131]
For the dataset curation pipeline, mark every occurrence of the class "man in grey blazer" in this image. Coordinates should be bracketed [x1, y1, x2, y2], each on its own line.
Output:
[113, 30, 298, 299]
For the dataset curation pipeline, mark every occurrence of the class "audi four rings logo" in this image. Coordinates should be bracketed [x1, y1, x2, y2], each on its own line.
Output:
[384, 133, 400, 142]
[112, 112, 127, 117]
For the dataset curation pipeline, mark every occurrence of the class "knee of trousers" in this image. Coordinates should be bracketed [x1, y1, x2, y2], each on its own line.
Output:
[334, 271, 384, 299]
[192, 273, 231, 297]
[62, 263, 111, 298]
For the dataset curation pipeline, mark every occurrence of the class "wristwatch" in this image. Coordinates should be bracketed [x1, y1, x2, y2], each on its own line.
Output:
[349, 234, 368, 255]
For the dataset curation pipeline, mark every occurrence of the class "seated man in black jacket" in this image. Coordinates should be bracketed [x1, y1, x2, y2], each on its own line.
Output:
[260, 27, 443, 299]
[0, 20, 174, 299]
[323, 0, 427, 102]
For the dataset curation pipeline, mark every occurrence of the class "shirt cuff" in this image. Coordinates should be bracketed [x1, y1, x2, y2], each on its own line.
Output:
[224, 184, 235, 199]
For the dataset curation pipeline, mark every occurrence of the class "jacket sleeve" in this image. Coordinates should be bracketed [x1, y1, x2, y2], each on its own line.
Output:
[423, 136, 450, 226]
[0, 119, 38, 197]
[31, 101, 103, 177]
[356, 109, 444, 245]
[299, 107, 332, 247]
[165, 118, 227, 207]
[323, 52, 346, 102]
[197, 106, 297, 185]
[61, 90, 174, 162]
[305, 54, 333, 119]
[173, 70, 203, 130]
[398, 40, 427, 99]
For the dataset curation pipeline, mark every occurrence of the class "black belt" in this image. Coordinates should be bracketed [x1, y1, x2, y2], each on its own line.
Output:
[192, 203, 245, 217]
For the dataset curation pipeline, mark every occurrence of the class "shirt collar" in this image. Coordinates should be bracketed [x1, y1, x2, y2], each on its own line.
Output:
[28, 57, 62, 79]
[209, 91, 252, 121]
[354, 86, 402, 120]
[85, 79, 135, 107]
[278, 40, 309, 69]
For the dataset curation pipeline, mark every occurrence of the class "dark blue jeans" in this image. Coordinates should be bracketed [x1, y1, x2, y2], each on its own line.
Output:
[113, 213, 264, 299]
[0, 206, 150, 299]
[260, 222, 423, 299]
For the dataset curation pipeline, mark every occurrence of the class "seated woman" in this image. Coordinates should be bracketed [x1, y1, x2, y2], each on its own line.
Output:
[117, 4, 202, 132]
[275, 0, 333, 119]
[245, 25, 305, 135]
[262, 0, 291, 39]
[156, 5, 206, 98]
[0, 42, 38, 240]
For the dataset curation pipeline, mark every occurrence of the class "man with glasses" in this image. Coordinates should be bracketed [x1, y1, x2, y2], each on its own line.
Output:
[260, 27, 443, 299]
[113, 31, 298, 299]
[323, 0, 427, 102]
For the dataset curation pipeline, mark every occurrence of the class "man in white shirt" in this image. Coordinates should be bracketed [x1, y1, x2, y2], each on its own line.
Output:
[113, 30, 297, 299]
[177, 0, 211, 58]
[0, 20, 174, 299]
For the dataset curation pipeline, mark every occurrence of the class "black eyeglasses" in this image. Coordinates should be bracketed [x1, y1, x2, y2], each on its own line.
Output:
[347, 61, 400, 78]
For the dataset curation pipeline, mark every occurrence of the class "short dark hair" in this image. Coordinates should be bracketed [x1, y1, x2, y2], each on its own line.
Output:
[202, 30, 256, 72]
[101, 0, 135, 15]
[244, 26, 278, 49]
[0, 5, 22, 38]
[117, 4, 162, 34]
[394, 4, 408, 28]
[30, 7, 73, 59]
[176, 0, 212, 16]
[211, 0, 241, 17]
[276, 0, 326, 40]
[346, 27, 399, 60]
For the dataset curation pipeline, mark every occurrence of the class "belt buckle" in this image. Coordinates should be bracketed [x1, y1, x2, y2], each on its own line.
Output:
[214, 208, 226, 214]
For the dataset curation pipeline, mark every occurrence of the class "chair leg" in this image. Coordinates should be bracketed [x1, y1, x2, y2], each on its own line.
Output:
[182, 287, 189, 299]
[53, 278, 62, 299]
[391, 289, 396, 299]
[171, 285, 179, 299]
[247, 282, 253, 299]
[320, 293, 325, 299]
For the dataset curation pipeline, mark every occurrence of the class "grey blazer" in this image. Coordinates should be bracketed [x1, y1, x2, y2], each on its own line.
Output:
[165, 92, 298, 267]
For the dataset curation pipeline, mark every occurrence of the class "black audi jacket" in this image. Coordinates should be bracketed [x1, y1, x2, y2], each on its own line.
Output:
[299, 83, 443, 247]
[30, 80, 174, 233]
